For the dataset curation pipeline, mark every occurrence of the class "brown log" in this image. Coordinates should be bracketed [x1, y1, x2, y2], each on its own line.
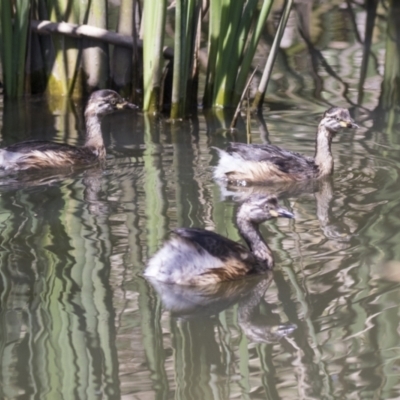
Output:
[30, 20, 173, 59]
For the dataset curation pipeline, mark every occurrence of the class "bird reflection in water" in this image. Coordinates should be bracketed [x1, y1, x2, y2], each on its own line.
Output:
[147, 274, 297, 343]
[216, 177, 352, 243]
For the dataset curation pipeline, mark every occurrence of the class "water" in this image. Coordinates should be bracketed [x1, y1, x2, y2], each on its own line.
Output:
[1, 4, 400, 400]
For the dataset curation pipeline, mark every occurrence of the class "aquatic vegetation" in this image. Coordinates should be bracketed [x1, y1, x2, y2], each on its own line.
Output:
[0, 0, 293, 117]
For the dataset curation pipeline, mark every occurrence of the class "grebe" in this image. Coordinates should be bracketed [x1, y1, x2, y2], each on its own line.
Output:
[144, 196, 293, 286]
[213, 107, 358, 185]
[0, 89, 137, 171]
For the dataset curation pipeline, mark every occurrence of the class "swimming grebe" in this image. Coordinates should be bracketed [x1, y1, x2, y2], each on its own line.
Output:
[213, 107, 358, 185]
[144, 196, 294, 286]
[0, 90, 137, 171]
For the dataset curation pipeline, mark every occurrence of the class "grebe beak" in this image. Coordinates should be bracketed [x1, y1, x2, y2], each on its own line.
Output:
[270, 208, 294, 219]
[117, 100, 138, 110]
[340, 119, 359, 129]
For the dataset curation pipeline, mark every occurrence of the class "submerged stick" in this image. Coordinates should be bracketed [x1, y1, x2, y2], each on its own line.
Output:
[229, 66, 258, 130]
[246, 89, 252, 144]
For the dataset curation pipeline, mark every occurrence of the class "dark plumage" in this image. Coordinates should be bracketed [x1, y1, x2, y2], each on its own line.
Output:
[0, 89, 137, 171]
[213, 107, 359, 185]
[144, 196, 294, 286]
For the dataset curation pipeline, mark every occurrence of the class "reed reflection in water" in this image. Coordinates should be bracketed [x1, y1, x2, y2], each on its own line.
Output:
[0, 101, 400, 398]
[1, 2, 400, 399]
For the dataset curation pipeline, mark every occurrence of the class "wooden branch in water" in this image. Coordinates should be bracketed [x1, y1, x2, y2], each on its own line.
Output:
[230, 66, 258, 130]
[30, 20, 174, 59]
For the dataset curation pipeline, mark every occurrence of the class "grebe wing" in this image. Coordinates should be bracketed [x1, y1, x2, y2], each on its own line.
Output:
[0, 141, 94, 170]
[227, 142, 316, 174]
[4, 140, 78, 154]
[227, 142, 310, 162]
[173, 228, 255, 262]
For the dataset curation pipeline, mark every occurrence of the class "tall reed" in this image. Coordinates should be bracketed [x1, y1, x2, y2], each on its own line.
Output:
[0, 0, 292, 114]
[170, 0, 200, 119]
[233, 0, 273, 105]
[203, 0, 275, 108]
[112, 0, 138, 96]
[82, 0, 109, 92]
[380, 0, 400, 110]
[252, 0, 293, 110]
[45, 0, 81, 96]
[142, 0, 167, 112]
[0, 1, 30, 97]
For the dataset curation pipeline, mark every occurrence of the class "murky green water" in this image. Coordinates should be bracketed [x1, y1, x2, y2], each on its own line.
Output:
[1, 3, 400, 400]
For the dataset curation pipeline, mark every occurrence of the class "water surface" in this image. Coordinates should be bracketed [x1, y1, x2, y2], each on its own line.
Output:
[1, 2, 400, 399]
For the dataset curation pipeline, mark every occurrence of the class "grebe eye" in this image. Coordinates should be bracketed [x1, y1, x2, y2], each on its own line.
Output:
[336, 117, 340, 121]
[111, 98, 117, 105]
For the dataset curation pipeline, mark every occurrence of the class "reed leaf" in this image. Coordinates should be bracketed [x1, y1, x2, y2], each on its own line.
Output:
[82, 0, 109, 92]
[46, 0, 81, 96]
[112, 0, 137, 96]
[213, 0, 247, 107]
[171, 0, 184, 118]
[0, 1, 30, 97]
[15, 1, 31, 95]
[252, 0, 293, 110]
[142, 0, 167, 112]
[237, 0, 259, 59]
[234, 0, 274, 104]
[203, 0, 222, 108]
[171, 0, 200, 119]
[379, 0, 400, 111]
[0, 0, 14, 96]
[356, 0, 378, 105]
[204, 0, 277, 109]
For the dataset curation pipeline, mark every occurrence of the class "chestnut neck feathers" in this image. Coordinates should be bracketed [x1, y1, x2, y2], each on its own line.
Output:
[235, 197, 293, 268]
[313, 107, 358, 177]
[237, 217, 274, 268]
[83, 89, 135, 158]
[84, 109, 106, 158]
[314, 124, 334, 177]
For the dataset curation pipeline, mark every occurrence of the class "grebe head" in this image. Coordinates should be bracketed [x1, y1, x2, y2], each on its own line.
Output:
[237, 196, 294, 224]
[85, 89, 138, 117]
[319, 107, 359, 134]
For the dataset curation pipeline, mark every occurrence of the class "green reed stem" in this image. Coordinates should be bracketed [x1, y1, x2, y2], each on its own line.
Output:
[0, 1, 30, 97]
[171, 0, 184, 118]
[82, 0, 109, 93]
[171, 0, 199, 119]
[46, 0, 81, 97]
[252, 0, 293, 110]
[112, 0, 136, 96]
[380, 0, 400, 110]
[142, 0, 167, 112]
[213, 0, 244, 107]
[204, 0, 277, 109]
[203, 0, 222, 108]
[15, 0, 30, 96]
[234, 0, 274, 105]
[0, 0, 14, 96]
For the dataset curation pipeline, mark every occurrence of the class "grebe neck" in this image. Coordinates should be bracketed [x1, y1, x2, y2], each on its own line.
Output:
[237, 218, 274, 269]
[314, 124, 334, 177]
[84, 112, 106, 158]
